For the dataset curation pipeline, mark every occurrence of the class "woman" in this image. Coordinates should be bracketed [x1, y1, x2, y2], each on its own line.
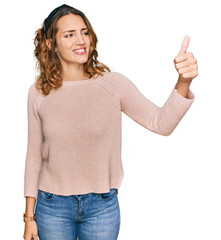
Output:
[23, 4, 198, 240]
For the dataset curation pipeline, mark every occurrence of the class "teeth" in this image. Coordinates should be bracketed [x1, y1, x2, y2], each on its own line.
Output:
[74, 48, 85, 52]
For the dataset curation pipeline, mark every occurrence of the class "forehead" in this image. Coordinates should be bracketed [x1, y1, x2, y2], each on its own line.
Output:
[56, 14, 86, 31]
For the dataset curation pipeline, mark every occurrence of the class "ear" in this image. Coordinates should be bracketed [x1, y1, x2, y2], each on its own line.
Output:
[46, 39, 52, 50]
[46, 38, 56, 51]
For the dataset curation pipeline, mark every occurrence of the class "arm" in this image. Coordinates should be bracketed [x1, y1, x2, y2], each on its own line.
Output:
[175, 77, 192, 98]
[25, 197, 36, 216]
[24, 84, 43, 200]
[109, 71, 195, 136]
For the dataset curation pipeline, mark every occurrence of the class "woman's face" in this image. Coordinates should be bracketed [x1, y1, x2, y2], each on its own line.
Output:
[53, 13, 90, 67]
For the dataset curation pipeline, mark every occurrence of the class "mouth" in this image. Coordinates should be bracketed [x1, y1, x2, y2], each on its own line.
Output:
[73, 48, 86, 55]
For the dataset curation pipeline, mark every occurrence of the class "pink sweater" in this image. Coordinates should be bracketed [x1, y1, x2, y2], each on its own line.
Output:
[24, 71, 195, 199]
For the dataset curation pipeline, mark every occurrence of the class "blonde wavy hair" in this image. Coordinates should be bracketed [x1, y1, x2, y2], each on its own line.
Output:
[34, 5, 111, 96]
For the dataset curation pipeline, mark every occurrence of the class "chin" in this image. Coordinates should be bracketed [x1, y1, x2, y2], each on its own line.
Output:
[75, 57, 89, 64]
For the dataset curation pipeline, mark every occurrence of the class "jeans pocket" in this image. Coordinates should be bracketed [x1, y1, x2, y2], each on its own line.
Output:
[38, 189, 56, 201]
[97, 188, 118, 200]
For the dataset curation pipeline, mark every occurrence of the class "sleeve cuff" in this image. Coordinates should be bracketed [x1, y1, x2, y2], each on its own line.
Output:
[174, 84, 195, 102]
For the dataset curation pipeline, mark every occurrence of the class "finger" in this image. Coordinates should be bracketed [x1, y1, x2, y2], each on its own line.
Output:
[177, 65, 196, 75]
[175, 58, 197, 69]
[178, 35, 190, 55]
[182, 70, 198, 79]
[174, 52, 193, 63]
[32, 235, 38, 240]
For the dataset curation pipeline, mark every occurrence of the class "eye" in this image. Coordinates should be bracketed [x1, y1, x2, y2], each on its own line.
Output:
[65, 32, 89, 38]
[65, 34, 72, 38]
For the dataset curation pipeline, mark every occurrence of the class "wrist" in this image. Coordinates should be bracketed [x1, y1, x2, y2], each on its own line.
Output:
[175, 79, 192, 98]
[23, 213, 36, 222]
[25, 212, 34, 216]
[177, 76, 192, 86]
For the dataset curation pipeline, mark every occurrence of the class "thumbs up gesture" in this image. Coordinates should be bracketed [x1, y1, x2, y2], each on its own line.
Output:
[174, 35, 198, 83]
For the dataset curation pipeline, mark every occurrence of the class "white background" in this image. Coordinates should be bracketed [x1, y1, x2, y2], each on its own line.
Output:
[0, 0, 220, 239]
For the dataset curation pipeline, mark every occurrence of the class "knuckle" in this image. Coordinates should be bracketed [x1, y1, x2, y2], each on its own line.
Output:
[181, 75, 186, 79]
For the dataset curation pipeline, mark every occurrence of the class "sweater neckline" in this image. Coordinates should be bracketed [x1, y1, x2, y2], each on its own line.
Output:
[61, 73, 104, 86]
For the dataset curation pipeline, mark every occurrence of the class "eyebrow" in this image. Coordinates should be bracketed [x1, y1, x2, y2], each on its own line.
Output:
[62, 28, 88, 33]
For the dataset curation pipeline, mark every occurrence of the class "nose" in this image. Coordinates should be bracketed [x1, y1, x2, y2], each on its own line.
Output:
[75, 32, 85, 45]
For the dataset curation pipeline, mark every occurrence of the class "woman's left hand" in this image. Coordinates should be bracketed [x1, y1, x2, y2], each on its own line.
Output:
[174, 35, 198, 83]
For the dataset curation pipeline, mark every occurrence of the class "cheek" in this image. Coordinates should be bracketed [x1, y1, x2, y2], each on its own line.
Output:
[86, 41, 91, 54]
[85, 38, 91, 47]
[57, 41, 72, 56]
[87, 38, 91, 45]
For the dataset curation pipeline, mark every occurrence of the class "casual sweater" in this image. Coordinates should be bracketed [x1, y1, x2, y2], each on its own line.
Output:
[24, 71, 195, 199]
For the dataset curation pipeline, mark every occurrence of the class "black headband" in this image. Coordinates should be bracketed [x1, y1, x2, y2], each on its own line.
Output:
[45, 4, 71, 39]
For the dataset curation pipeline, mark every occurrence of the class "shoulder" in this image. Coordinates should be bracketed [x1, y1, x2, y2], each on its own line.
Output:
[102, 71, 128, 80]
[27, 82, 43, 104]
[102, 71, 137, 91]
[100, 71, 131, 87]
[101, 70, 137, 88]
[28, 82, 42, 96]
[28, 82, 36, 93]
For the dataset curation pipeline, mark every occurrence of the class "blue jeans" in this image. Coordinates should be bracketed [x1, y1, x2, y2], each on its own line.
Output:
[35, 188, 120, 240]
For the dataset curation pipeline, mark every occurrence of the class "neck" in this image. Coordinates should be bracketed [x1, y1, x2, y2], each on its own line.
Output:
[61, 62, 89, 82]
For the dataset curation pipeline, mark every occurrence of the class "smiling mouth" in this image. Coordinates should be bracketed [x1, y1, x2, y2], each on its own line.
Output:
[73, 48, 86, 55]
[73, 48, 86, 52]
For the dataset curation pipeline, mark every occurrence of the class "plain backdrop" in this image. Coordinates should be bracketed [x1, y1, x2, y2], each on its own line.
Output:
[0, 0, 220, 239]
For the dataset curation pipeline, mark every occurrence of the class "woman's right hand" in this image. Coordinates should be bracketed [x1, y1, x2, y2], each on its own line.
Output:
[23, 221, 38, 240]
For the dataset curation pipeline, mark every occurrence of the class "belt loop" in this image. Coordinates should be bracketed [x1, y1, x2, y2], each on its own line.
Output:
[116, 189, 118, 194]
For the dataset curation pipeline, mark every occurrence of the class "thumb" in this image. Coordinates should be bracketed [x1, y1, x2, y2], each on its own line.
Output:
[178, 35, 190, 55]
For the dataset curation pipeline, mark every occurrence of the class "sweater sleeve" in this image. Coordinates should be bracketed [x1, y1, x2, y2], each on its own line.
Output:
[24, 84, 43, 199]
[111, 71, 195, 136]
